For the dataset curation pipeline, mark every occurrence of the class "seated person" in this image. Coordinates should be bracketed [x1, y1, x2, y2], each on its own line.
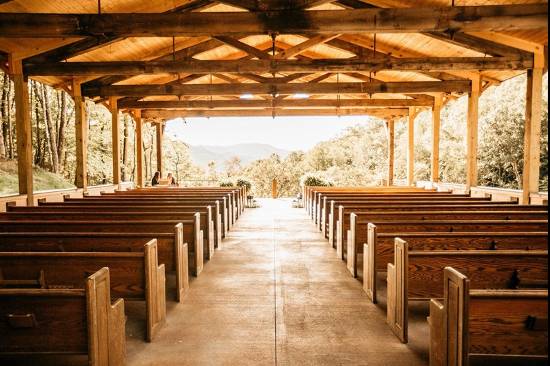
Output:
[151, 171, 161, 186]
[166, 172, 178, 187]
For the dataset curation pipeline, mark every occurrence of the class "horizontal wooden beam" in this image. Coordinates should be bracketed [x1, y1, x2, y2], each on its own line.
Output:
[82, 80, 471, 97]
[141, 108, 410, 119]
[0, 5, 546, 38]
[119, 98, 434, 109]
[25, 56, 533, 76]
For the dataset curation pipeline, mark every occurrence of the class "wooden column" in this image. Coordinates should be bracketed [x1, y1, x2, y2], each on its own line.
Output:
[522, 51, 545, 204]
[431, 94, 443, 183]
[156, 122, 164, 177]
[109, 97, 121, 185]
[466, 75, 481, 191]
[386, 119, 395, 186]
[73, 79, 88, 190]
[134, 111, 144, 188]
[407, 109, 416, 186]
[8, 55, 33, 206]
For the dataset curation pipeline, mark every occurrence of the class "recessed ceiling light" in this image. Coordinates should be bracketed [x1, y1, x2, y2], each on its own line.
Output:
[293, 93, 310, 99]
[240, 94, 254, 99]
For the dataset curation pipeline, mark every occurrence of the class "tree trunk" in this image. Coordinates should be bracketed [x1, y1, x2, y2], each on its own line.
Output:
[122, 115, 129, 181]
[57, 90, 68, 171]
[41, 84, 59, 173]
[31, 81, 43, 166]
[0, 73, 7, 159]
[7, 79, 14, 159]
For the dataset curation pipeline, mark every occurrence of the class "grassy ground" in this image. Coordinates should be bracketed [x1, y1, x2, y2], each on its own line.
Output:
[0, 159, 74, 196]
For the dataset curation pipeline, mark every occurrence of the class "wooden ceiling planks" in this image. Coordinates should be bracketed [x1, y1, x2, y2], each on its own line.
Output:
[0, 0, 546, 118]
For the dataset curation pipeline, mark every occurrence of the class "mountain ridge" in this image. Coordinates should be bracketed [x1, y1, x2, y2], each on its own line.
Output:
[189, 143, 290, 171]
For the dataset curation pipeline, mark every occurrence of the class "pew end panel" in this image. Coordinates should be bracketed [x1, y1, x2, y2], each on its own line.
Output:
[215, 201, 223, 246]
[175, 224, 190, 302]
[194, 213, 204, 276]
[144, 240, 167, 342]
[336, 205, 345, 257]
[346, 213, 357, 278]
[87, 267, 126, 366]
[328, 201, 335, 246]
[387, 238, 408, 344]
[0, 268, 125, 365]
[428, 299, 446, 366]
[363, 223, 378, 304]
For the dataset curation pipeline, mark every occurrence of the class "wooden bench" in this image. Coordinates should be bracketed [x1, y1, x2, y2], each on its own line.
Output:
[61, 196, 231, 234]
[0, 232, 189, 302]
[318, 193, 478, 232]
[362, 231, 548, 304]
[8, 204, 222, 250]
[101, 191, 238, 225]
[0, 239, 166, 342]
[0, 267, 125, 365]
[429, 267, 548, 365]
[2, 208, 217, 259]
[345, 218, 548, 277]
[309, 188, 445, 220]
[385, 238, 548, 343]
[0, 219, 204, 276]
[328, 198, 528, 237]
[329, 204, 548, 253]
[124, 187, 245, 219]
[304, 186, 433, 215]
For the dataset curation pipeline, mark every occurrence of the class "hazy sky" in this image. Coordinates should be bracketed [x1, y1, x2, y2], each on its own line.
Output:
[165, 116, 375, 151]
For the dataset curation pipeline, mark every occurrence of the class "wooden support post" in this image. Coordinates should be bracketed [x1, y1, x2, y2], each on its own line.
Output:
[8, 55, 33, 206]
[466, 75, 481, 191]
[431, 94, 443, 183]
[387, 119, 395, 186]
[135, 111, 144, 188]
[407, 109, 415, 186]
[73, 79, 88, 190]
[156, 122, 164, 177]
[109, 97, 121, 186]
[522, 51, 545, 204]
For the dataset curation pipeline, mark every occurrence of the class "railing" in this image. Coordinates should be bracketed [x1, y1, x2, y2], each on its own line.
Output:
[416, 181, 548, 205]
[0, 182, 135, 212]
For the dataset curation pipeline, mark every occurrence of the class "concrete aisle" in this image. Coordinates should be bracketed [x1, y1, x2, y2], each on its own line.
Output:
[127, 199, 427, 366]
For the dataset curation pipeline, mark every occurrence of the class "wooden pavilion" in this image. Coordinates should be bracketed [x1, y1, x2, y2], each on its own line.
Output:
[0, 0, 547, 205]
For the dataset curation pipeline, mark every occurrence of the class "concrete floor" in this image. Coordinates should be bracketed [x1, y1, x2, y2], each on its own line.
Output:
[126, 198, 428, 366]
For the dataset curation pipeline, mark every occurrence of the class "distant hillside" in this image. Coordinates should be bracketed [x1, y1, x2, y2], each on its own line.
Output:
[189, 143, 290, 170]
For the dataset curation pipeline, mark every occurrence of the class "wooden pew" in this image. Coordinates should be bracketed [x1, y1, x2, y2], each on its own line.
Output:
[60, 196, 231, 234]
[363, 231, 548, 304]
[101, 191, 238, 225]
[346, 218, 548, 277]
[0, 232, 189, 302]
[0, 267, 125, 365]
[385, 238, 548, 343]
[310, 188, 444, 221]
[429, 267, 548, 365]
[0, 219, 204, 276]
[304, 186, 433, 216]
[0, 239, 166, 342]
[37, 200, 227, 240]
[329, 203, 548, 254]
[133, 186, 244, 212]
[2, 208, 217, 259]
[318, 193, 476, 233]
[321, 196, 507, 235]
[8, 204, 222, 251]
